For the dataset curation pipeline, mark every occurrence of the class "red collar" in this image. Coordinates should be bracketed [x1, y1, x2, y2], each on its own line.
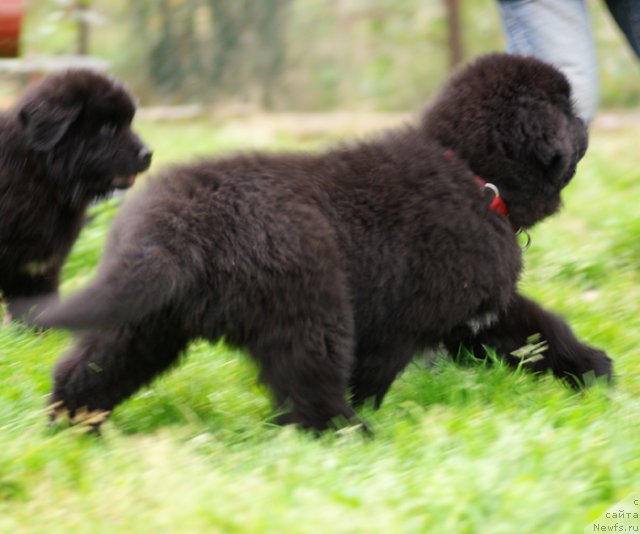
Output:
[443, 149, 508, 217]
[473, 177, 509, 216]
[443, 149, 530, 249]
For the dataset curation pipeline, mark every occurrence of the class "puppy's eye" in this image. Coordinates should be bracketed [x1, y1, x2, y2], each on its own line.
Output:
[99, 124, 118, 137]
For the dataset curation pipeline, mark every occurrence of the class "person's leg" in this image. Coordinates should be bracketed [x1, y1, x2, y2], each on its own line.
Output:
[604, 0, 640, 57]
[498, 0, 599, 124]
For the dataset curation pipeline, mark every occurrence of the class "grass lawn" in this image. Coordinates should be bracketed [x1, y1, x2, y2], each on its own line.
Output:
[1, 114, 639, 533]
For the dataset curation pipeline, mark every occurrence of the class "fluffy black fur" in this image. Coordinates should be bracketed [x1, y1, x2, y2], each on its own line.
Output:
[0, 70, 151, 321]
[33, 54, 612, 431]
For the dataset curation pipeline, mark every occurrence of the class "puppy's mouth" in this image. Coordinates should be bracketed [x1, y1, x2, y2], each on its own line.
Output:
[111, 175, 138, 189]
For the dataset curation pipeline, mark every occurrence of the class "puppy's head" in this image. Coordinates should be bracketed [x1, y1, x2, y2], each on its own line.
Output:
[17, 69, 152, 204]
[422, 53, 588, 229]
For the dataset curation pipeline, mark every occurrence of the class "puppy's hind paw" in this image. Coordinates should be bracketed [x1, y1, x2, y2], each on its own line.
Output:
[46, 400, 110, 433]
[46, 400, 69, 424]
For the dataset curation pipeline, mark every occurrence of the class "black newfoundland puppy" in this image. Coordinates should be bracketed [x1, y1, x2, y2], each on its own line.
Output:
[34, 54, 611, 431]
[0, 70, 151, 322]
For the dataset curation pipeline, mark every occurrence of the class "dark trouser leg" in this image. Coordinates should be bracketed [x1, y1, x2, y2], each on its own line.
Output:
[605, 0, 640, 57]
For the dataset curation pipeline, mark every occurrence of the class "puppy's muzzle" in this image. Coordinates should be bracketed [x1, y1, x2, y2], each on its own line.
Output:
[137, 146, 153, 172]
[111, 146, 153, 189]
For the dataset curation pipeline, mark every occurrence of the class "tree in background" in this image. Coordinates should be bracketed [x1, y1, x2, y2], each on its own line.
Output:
[75, 0, 91, 55]
[20, 1, 639, 111]
[130, 0, 292, 107]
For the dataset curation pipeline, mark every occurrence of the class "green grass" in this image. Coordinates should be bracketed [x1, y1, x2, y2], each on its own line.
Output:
[1, 117, 639, 533]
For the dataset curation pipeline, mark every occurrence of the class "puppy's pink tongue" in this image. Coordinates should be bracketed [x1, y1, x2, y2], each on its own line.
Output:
[112, 175, 137, 188]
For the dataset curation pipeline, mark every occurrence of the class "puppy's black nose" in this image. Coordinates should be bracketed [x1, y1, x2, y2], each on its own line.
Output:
[138, 146, 153, 169]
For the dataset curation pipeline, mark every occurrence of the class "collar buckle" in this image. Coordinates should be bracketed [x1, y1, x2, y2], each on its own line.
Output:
[474, 177, 509, 217]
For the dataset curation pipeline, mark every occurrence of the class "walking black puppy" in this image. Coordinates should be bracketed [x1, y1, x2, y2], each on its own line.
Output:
[0, 70, 151, 322]
[33, 54, 611, 431]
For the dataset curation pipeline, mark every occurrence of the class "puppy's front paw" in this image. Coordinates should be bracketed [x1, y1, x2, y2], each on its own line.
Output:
[581, 347, 613, 384]
[561, 346, 613, 388]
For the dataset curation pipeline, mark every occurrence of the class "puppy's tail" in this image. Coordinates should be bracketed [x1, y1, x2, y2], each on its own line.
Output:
[31, 247, 187, 330]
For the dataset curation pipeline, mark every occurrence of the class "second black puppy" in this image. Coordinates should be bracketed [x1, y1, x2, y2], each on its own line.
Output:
[0, 70, 151, 322]
[36, 54, 611, 430]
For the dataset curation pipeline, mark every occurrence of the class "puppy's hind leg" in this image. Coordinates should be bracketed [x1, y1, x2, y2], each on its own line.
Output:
[350, 339, 417, 409]
[49, 309, 191, 427]
[253, 295, 360, 432]
[256, 330, 357, 432]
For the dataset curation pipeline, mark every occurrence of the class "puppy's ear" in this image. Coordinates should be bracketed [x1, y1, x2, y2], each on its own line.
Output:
[19, 101, 82, 152]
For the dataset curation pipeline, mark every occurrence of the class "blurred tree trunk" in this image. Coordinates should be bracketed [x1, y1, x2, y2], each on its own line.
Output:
[445, 0, 463, 68]
[207, 0, 242, 92]
[150, 0, 184, 94]
[256, 0, 292, 108]
[128, 0, 292, 106]
[76, 0, 91, 55]
[207, 0, 291, 108]
[183, 0, 205, 84]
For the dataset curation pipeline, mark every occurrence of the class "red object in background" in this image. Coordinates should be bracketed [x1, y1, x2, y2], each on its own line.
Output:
[0, 0, 24, 58]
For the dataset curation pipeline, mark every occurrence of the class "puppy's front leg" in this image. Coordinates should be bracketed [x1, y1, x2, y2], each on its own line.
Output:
[3, 266, 61, 323]
[444, 293, 612, 387]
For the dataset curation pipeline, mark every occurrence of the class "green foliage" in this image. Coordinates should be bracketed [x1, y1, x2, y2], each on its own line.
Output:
[20, 0, 640, 110]
[0, 117, 639, 532]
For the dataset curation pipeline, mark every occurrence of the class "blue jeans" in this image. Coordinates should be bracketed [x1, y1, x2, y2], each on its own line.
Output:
[498, 0, 598, 123]
[498, 0, 640, 124]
